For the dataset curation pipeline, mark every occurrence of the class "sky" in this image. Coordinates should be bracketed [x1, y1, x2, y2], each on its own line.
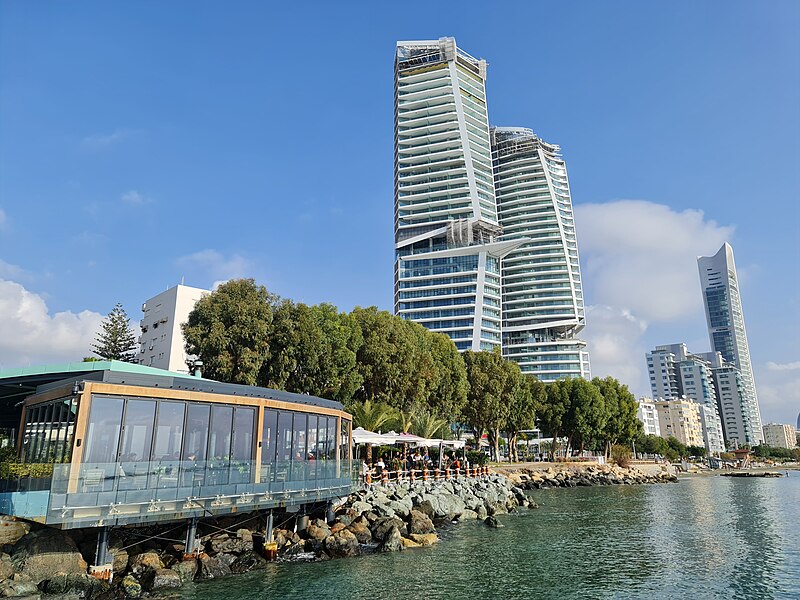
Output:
[1, 1, 798, 425]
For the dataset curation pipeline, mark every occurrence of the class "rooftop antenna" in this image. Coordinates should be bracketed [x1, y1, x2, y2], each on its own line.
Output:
[181, 275, 185, 285]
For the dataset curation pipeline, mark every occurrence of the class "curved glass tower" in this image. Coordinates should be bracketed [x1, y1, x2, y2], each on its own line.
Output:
[698, 243, 763, 445]
[394, 38, 523, 351]
[491, 127, 589, 381]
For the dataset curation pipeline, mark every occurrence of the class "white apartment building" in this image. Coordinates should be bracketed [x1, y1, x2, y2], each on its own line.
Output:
[138, 284, 210, 374]
[762, 423, 797, 449]
[698, 401, 726, 455]
[636, 397, 661, 437]
[491, 127, 590, 382]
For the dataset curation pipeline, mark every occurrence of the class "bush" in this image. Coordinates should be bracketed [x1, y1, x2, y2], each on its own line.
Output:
[0, 461, 54, 480]
[610, 444, 632, 468]
[466, 450, 489, 466]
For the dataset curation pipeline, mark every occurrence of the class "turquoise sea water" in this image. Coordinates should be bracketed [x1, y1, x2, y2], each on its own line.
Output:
[174, 474, 799, 600]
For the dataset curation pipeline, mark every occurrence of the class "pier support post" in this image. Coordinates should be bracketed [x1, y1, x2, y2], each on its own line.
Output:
[89, 526, 114, 582]
[263, 510, 277, 561]
[183, 517, 200, 560]
[325, 501, 335, 524]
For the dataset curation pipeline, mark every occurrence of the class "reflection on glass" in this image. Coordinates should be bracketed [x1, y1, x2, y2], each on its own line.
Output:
[261, 409, 278, 483]
[182, 403, 210, 486]
[119, 400, 155, 462]
[152, 402, 185, 460]
[231, 407, 254, 484]
[208, 405, 233, 485]
[84, 397, 124, 464]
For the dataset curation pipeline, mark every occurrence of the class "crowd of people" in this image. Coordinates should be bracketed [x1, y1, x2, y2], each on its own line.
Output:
[360, 450, 469, 482]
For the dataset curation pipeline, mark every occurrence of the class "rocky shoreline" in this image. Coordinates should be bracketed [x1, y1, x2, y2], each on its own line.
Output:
[0, 465, 677, 599]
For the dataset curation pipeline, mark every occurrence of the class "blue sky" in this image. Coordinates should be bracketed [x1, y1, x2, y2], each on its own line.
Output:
[1, 2, 798, 423]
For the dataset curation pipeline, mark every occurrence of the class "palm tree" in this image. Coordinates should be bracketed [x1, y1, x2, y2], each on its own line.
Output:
[411, 410, 449, 440]
[346, 399, 395, 463]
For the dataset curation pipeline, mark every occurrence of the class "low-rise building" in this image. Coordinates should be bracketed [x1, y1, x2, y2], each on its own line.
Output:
[762, 423, 797, 449]
[636, 397, 661, 437]
[138, 284, 210, 374]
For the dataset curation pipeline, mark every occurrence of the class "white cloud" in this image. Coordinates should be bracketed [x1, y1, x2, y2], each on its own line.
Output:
[0, 280, 104, 367]
[766, 361, 800, 371]
[0, 260, 24, 280]
[176, 250, 253, 282]
[121, 190, 151, 206]
[756, 366, 800, 424]
[0, 208, 6, 229]
[582, 305, 649, 391]
[576, 200, 735, 321]
[81, 129, 136, 150]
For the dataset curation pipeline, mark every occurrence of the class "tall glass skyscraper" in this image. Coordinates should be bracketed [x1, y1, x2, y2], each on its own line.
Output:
[491, 128, 589, 381]
[698, 243, 763, 445]
[394, 38, 523, 351]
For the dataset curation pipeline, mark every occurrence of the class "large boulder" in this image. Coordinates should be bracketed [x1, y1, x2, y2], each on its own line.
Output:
[128, 551, 164, 575]
[378, 526, 403, 553]
[345, 517, 372, 544]
[198, 554, 230, 579]
[305, 524, 331, 542]
[484, 516, 504, 528]
[120, 575, 141, 598]
[350, 501, 372, 515]
[10, 530, 87, 584]
[0, 577, 39, 598]
[143, 568, 183, 591]
[40, 572, 109, 597]
[0, 554, 13, 581]
[415, 500, 435, 519]
[408, 510, 435, 535]
[371, 517, 406, 541]
[0, 520, 29, 548]
[408, 533, 438, 547]
[229, 551, 266, 574]
[207, 534, 250, 555]
[323, 530, 360, 559]
[170, 559, 198, 583]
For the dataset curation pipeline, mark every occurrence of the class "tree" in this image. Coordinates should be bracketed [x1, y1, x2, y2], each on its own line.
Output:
[462, 349, 513, 461]
[504, 374, 544, 462]
[687, 445, 707, 458]
[637, 434, 668, 457]
[593, 377, 643, 458]
[91, 303, 138, 362]
[665, 436, 688, 461]
[182, 279, 278, 385]
[345, 399, 395, 463]
[563, 378, 606, 455]
[411, 409, 449, 439]
[262, 301, 363, 402]
[539, 379, 571, 459]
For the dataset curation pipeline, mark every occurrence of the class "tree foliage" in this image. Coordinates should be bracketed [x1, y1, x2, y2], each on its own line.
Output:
[593, 377, 642, 457]
[182, 279, 277, 385]
[91, 303, 138, 362]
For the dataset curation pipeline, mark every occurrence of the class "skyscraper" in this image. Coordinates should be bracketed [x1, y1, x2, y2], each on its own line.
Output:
[394, 38, 523, 351]
[698, 243, 763, 445]
[491, 127, 589, 381]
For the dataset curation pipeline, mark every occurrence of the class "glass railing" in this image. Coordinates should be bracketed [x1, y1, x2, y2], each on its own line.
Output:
[43, 459, 358, 528]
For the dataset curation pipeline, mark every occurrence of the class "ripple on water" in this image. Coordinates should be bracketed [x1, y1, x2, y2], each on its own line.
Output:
[172, 475, 800, 600]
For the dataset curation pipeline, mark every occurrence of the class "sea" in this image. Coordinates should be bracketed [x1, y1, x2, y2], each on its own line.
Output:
[172, 474, 800, 600]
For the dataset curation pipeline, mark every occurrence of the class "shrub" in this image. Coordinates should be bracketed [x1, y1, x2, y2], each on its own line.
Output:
[610, 444, 632, 468]
[466, 450, 489, 466]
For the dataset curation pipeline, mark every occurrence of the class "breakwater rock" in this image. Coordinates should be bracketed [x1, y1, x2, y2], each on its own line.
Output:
[495, 464, 679, 489]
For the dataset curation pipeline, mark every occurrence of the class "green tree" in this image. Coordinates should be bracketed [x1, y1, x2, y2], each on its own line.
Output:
[593, 377, 643, 458]
[462, 349, 513, 461]
[182, 279, 278, 385]
[687, 445, 707, 458]
[563, 378, 606, 455]
[637, 434, 669, 457]
[504, 374, 545, 462]
[263, 301, 363, 402]
[345, 399, 395, 463]
[539, 379, 571, 459]
[411, 408, 449, 439]
[91, 303, 138, 362]
[666, 436, 688, 461]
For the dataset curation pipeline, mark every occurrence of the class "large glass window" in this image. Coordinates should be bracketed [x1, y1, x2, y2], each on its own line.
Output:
[208, 405, 233, 484]
[325, 416, 336, 460]
[183, 404, 210, 462]
[84, 396, 124, 464]
[231, 407, 255, 484]
[261, 409, 278, 483]
[119, 399, 156, 462]
[152, 402, 185, 461]
[276, 412, 293, 463]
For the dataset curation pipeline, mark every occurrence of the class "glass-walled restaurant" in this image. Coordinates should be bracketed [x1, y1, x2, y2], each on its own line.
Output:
[5, 373, 355, 528]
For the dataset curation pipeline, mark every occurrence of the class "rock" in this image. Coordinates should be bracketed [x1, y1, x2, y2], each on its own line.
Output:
[0, 554, 13, 581]
[345, 518, 372, 544]
[323, 529, 360, 559]
[329, 522, 346, 535]
[476, 505, 488, 520]
[415, 500, 435, 519]
[283, 542, 305, 558]
[371, 517, 406, 541]
[484, 516, 504, 528]
[128, 551, 164, 575]
[170, 559, 198, 583]
[351, 501, 372, 515]
[143, 568, 183, 591]
[408, 510, 435, 535]
[10, 530, 87, 585]
[387, 501, 410, 518]
[457, 509, 478, 521]
[208, 534, 250, 555]
[229, 551, 266, 574]
[400, 537, 421, 549]
[120, 575, 142, 598]
[306, 524, 331, 542]
[198, 554, 230, 579]
[408, 533, 438, 547]
[216, 553, 237, 567]
[235, 529, 253, 544]
[335, 515, 353, 527]
[0, 520, 29, 548]
[40, 573, 108, 597]
[379, 526, 403, 553]
[0, 578, 38, 597]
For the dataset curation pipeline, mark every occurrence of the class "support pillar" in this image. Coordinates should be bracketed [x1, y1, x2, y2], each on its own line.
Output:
[325, 501, 335, 524]
[89, 526, 113, 581]
[183, 517, 200, 560]
[263, 510, 277, 561]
